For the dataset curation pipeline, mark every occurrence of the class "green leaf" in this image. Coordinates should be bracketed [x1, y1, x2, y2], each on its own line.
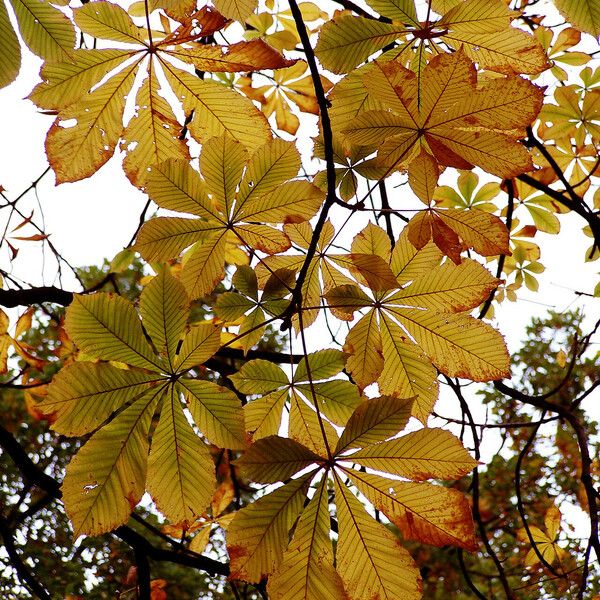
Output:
[174, 322, 221, 372]
[229, 359, 288, 394]
[9, 0, 74, 61]
[0, 0, 21, 89]
[140, 269, 188, 370]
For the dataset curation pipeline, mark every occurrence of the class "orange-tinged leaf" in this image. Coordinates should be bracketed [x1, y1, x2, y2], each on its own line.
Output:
[408, 211, 463, 264]
[408, 150, 440, 205]
[74, 1, 145, 44]
[333, 474, 422, 600]
[348, 472, 478, 550]
[122, 68, 190, 187]
[173, 39, 295, 72]
[436, 208, 511, 257]
[343, 51, 543, 180]
[45, 62, 138, 184]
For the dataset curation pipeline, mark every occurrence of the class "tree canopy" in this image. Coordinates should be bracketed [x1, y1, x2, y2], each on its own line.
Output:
[0, 0, 599, 598]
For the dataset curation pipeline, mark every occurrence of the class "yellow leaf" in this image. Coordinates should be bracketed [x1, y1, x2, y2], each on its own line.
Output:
[140, 269, 188, 370]
[74, 1, 145, 44]
[267, 478, 346, 600]
[289, 392, 339, 457]
[62, 392, 161, 536]
[350, 428, 478, 480]
[343, 311, 384, 390]
[46, 61, 138, 184]
[9, 0, 75, 62]
[178, 379, 247, 449]
[553, 0, 600, 38]
[0, 1, 21, 89]
[235, 436, 322, 483]
[122, 67, 190, 187]
[213, 0, 257, 22]
[147, 387, 215, 526]
[335, 395, 413, 454]
[227, 472, 314, 582]
[333, 474, 422, 600]
[343, 51, 544, 179]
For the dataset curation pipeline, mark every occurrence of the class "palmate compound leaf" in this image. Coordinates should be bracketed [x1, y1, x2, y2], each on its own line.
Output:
[341, 50, 544, 181]
[28, 1, 293, 186]
[254, 220, 357, 330]
[325, 225, 510, 422]
[135, 135, 325, 298]
[229, 395, 478, 599]
[215, 265, 294, 355]
[40, 269, 246, 536]
[229, 349, 362, 448]
[315, 0, 548, 75]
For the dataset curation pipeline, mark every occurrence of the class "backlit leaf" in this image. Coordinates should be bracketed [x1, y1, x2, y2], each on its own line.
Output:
[147, 386, 215, 526]
[227, 472, 314, 582]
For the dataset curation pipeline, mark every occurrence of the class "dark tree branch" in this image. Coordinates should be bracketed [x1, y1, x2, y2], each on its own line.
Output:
[514, 411, 563, 576]
[0, 286, 74, 308]
[446, 377, 515, 599]
[279, 0, 343, 330]
[134, 544, 151, 600]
